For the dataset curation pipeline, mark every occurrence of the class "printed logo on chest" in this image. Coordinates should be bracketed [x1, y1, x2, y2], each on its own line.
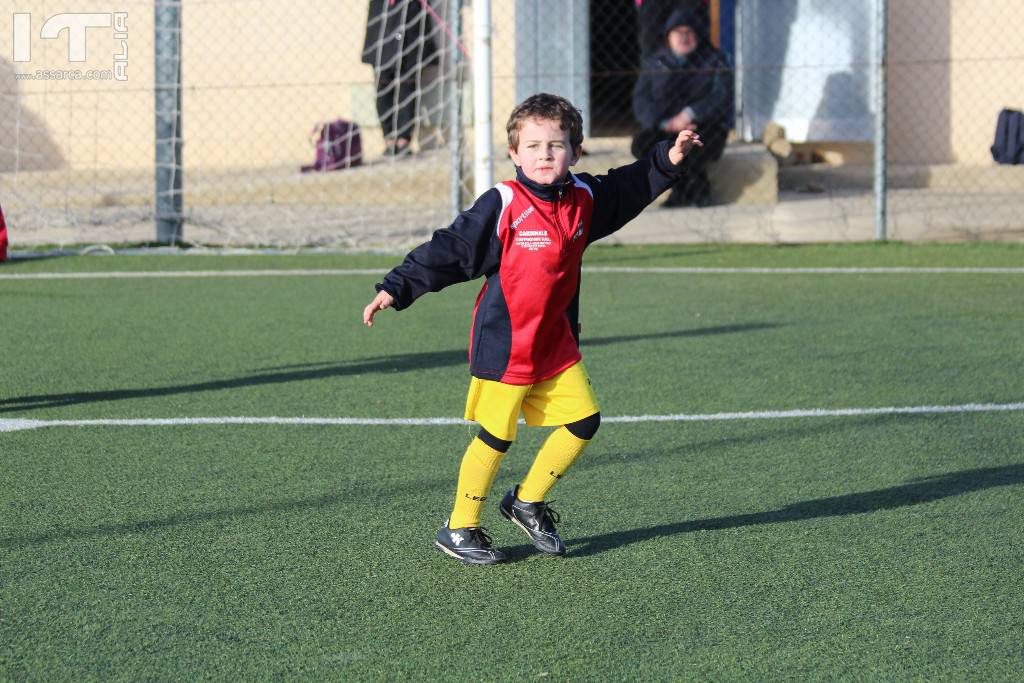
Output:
[508, 205, 553, 251]
[510, 206, 534, 232]
[514, 229, 552, 251]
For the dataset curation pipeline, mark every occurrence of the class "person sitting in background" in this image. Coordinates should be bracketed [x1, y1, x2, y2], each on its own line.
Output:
[361, 0, 439, 157]
[631, 7, 733, 207]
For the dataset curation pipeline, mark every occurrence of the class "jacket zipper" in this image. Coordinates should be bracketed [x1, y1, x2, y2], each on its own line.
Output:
[554, 187, 569, 255]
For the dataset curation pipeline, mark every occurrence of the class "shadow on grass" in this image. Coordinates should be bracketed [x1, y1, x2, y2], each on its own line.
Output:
[0, 477, 450, 550]
[517, 462, 1024, 561]
[1, 412, 896, 552]
[9, 461, 1019, 554]
[0, 290, 82, 299]
[0, 413, 893, 550]
[0, 322, 781, 413]
[3, 253, 68, 263]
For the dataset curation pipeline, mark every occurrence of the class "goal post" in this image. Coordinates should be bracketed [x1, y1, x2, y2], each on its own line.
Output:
[154, 0, 183, 244]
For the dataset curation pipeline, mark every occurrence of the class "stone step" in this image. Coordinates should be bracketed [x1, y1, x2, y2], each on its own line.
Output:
[576, 138, 778, 206]
[780, 161, 1024, 192]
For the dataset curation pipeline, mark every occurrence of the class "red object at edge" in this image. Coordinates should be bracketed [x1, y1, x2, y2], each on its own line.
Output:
[0, 202, 7, 262]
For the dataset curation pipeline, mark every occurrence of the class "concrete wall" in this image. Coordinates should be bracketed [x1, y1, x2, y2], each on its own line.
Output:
[888, 0, 951, 164]
[1, 1, 153, 172]
[2, 1, 377, 172]
[890, 0, 1024, 164]
[948, 0, 1024, 163]
[181, 1, 365, 170]
[3, 0, 1022, 174]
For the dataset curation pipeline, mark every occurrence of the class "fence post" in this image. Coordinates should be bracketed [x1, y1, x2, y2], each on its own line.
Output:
[874, 0, 889, 241]
[155, 1, 183, 244]
[449, 0, 464, 212]
[472, 0, 492, 198]
[733, 2, 747, 141]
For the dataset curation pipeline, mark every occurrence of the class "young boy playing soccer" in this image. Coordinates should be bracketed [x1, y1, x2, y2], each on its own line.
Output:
[363, 93, 702, 564]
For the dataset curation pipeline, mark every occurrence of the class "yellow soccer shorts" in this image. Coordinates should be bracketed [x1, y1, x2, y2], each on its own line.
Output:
[463, 361, 600, 441]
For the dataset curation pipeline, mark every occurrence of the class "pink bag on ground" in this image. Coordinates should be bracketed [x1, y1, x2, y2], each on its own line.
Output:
[301, 119, 363, 172]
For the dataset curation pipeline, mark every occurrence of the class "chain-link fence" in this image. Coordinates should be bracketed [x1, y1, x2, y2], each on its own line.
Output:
[2, 0, 469, 249]
[2, 0, 1023, 251]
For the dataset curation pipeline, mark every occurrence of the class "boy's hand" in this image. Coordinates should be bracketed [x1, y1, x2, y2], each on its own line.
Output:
[668, 129, 703, 166]
[363, 290, 395, 327]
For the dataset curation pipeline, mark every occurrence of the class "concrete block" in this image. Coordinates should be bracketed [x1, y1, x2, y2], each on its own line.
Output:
[707, 143, 778, 205]
[761, 121, 786, 144]
[768, 137, 796, 166]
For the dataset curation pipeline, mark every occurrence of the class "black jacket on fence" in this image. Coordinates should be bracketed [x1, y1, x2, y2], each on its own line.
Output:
[361, 0, 441, 143]
[361, 0, 439, 70]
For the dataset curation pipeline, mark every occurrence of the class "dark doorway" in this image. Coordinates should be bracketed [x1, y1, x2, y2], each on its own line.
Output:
[589, 1, 640, 136]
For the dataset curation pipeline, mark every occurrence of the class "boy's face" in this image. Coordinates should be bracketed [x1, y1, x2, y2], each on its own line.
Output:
[509, 117, 581, 186]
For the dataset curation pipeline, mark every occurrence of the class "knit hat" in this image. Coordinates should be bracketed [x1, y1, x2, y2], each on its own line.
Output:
[663, 7, 702, 34]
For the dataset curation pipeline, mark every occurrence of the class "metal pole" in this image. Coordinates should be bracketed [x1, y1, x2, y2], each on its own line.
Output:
[577, 0, 590, 138]
[449, 0, 464, 212]
[155, 1, 183, 244]
[873, 0, 889, 241]
[472, 0, 492, 198]
[733, 1, 746, 141]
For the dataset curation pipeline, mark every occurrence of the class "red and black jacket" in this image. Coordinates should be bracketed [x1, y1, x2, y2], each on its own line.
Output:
[377, 141, 685, 384]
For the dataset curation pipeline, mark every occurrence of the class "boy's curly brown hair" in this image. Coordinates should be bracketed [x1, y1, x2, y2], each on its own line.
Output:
[506, 93, 584, 151]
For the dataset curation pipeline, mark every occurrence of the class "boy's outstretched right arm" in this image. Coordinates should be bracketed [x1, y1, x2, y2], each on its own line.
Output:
[361, 188, 504, 327]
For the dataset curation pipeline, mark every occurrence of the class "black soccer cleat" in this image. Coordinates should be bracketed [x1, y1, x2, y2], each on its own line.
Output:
[435, 521, 506, 565]
[499, 486, 566, 555]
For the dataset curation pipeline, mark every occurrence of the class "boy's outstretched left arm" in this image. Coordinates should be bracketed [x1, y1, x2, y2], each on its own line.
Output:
[584, 129, 703, 243]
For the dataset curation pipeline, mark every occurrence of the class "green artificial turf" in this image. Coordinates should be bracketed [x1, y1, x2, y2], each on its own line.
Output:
[5, 240, 1024, 272]
[2, 244, 1023, 680]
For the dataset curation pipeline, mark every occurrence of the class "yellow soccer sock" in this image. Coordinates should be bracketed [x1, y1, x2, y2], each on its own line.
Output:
[448, 437, 506, 529]
[518, 427, 590, 503]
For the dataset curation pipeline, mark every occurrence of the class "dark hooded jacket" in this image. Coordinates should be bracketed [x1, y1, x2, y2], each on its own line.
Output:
[632, 8, 733, 131]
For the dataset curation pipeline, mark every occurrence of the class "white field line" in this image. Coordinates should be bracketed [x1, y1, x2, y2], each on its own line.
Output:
[0, 269, 384, 280]
[2, 402, 1022, 433]
[3, 266, 1024, 281]
[586, 267, 1024, 274]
